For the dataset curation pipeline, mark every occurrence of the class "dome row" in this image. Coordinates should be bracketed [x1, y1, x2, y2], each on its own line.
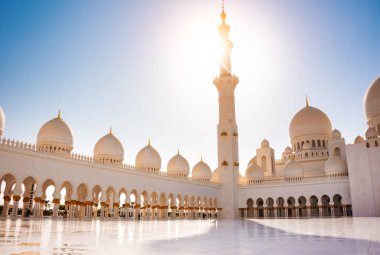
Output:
[245, 156, 348, 181]
[35, 113, 212, 180]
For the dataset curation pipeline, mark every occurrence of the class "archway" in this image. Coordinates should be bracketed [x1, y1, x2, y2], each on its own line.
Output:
[321, 195, 331, 216]
[333, 194, 343, 217]
[266, 198, 274, 218]
[246, 198, 254, 218]
[276, 197, 285, 217]
[256, 198, 264, 218]
[287, 197, 295, 218]
[298, 196, 307, 217]
[310, 195, 319, 217]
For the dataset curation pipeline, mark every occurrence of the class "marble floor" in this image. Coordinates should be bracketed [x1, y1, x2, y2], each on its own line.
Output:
[0, 217, 380, 255]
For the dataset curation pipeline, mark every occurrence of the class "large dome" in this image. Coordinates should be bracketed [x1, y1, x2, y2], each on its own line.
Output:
[93, 130, 124, 164]
[283, 159, 304, 179]
[364, 76, 380, 123]
[245, 163, 264, 181]
[37, 112, 74, 153]
[192, 159, 212, 181]
[289, 105, 332, 140]
[167, 152, 190, 177]
[0, 105, 5, 136]
[135, 142, 161, 171]
[325, 156, 348, 176]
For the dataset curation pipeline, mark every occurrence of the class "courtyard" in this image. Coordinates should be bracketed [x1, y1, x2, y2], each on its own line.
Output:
[0, 218, 379, 254]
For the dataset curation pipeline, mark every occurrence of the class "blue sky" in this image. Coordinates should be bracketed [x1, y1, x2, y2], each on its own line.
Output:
[0, 0, 379, 174]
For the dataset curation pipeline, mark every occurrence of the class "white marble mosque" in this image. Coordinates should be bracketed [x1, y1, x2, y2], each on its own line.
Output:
[0, 3, 380, 225]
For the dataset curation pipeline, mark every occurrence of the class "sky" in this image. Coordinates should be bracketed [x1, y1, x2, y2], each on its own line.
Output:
[0, 0, 379, 176]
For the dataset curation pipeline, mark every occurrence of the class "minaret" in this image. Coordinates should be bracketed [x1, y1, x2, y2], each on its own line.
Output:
[213, 1, 239, 218]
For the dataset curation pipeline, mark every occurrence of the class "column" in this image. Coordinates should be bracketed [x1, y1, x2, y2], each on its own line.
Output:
[284, 203, 288, 218]
[21, 197, 30, 217]
[318, 203, 323, 217]
[306, 203, 311, 218]
[52, 198, 60, 217]
[273, 204, 277, 218]
[113, 202, 119, 219]
[33, 197, 41, 217]
[146, 205, 151, 220]
[11, 195, 21, 217]
[170, 205, 177, 219]
[330, 202, 335, 217]
[124, 203, 130, 219]
[100, 202, 106, 219]
[2, 195, 11, 217]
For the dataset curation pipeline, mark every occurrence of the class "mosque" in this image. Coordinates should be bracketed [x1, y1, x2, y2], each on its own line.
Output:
[0, 5, 379, 220]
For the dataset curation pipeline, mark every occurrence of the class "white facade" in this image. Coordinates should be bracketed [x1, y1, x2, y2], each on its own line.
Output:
[0, 7, 380, 220]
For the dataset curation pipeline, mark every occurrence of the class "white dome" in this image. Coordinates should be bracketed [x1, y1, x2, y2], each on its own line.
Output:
[245, 163, 264, 181]
[365, 126, 378, 139]
[283, 159, 304, 179]
[302, 141, 312, 150]
[325, 156, 348, 176]
[135, 142, 161, 171]
[289, 105, 332, 140]
[247, 156, 256, 167]
[283, 146, 292, 154]
[94, 131, 124, 164]
[211, 168, 222, 183]
[192, 160, 212, 181]
[261, 139, 269, 148]
[37, 113, 74, 153]
[167, 152, 190, 176]
[0, 105, 5, 136]
[354, 135, 364, 144]
[364, 76, 380, 123]
[331, 129, 341, 139]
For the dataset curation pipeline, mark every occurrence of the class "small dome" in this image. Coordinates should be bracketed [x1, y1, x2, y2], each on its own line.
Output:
[283, 159, 304, 179]
[93, 130, 124, 164]
[365, 126, 378, 139]
[167, 152, 190, 176]
[364, 77, 380, 122]
[135, 142, 161, 171]
[331, 129, 341, 139]
[247, 156, 256, 167]
[283, 146, 292, 154]
[261, 139, 269, 148]
[192, 159, 212, 181]
[212, 168, 222, 183]
[289, 105, 332, 141]
[325, 156, 348, 176]
[0, 105, 5, 136]
[37, 112, 74, 153]
[245, 163, 264, 181]
[354, 135, 364, 144]
[302, 141, 312, 150]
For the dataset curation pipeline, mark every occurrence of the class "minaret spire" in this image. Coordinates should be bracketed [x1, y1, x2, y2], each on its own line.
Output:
[213, 0, 240, 219]
[218, 0, 232, 77]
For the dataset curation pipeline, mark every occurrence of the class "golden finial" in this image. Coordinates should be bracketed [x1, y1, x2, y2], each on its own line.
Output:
[221, 0, 226, 22]
[109, 127, 112, 135]
[148, 139, 151, 146]
[177, 148, 180, 155]
[306, 95, 309, 107]
[57, 110, 61, 119]
[201, 156, 203, 162]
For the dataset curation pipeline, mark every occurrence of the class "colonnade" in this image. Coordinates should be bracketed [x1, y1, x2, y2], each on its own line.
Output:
[1, 195, 222, 220]
[239, 204, 352, 218]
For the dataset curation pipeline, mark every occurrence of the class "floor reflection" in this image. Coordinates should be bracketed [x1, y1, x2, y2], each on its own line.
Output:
[0, 218, 379, 254]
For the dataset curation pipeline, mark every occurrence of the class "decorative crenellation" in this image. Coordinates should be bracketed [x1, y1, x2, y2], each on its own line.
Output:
[238, 174, 349, 187]
[0, 136, 222, 186]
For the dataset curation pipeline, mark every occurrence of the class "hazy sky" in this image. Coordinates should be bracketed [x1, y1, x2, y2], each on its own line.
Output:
[1, 0, 379, 175]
